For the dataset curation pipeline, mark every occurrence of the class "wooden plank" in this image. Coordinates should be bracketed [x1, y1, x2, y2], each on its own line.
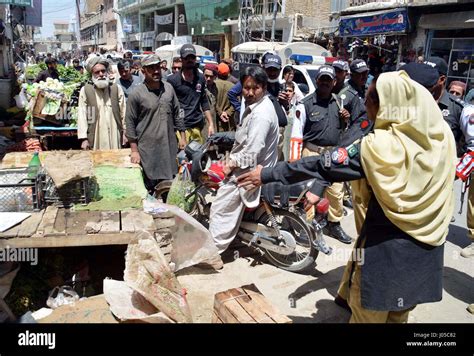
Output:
[84, 211, 104, 234]
[16, 211, 45, 238]
[121, 210, 155, 233]
[0, 232, 137, 249]
[242, 285, 292, 324]
[120, 211, 135, 233]
[66, 211, 94, 236]
[212, 312, 223, 324]
[1, 150, 139, 169]
[214, 290, 256, 323]
[45, 208, 67, 236]
[35, 206, 58, 237]
[228, 287, 273, 323]
[99, 211, 120, 233]
[0, 223, 22, 238]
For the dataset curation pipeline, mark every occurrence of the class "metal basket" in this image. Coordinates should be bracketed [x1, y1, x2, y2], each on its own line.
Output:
[41, 174, 93, 208]
[0, 168, 44, 212]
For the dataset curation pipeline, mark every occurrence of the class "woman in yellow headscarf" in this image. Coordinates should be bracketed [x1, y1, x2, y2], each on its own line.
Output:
[237, 70, 456, 323]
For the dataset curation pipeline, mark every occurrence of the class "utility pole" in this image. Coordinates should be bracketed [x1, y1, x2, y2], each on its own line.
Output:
[270, 0, 278, 42]
[75, 0, 81, 55]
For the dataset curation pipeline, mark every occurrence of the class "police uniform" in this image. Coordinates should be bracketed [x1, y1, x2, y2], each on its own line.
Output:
[333, 61, 368, 236]
[460, 105, 474, 257]
[299, 66, 350, 242]
[438, 90, 466, 156]
[260, 138, 444, 323]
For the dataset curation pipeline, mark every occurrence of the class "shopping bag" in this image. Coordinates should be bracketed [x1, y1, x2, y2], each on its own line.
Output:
[166, 165, 197, 214]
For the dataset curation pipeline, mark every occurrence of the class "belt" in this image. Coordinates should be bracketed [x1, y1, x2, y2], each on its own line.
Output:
[304, 142, 334, 154]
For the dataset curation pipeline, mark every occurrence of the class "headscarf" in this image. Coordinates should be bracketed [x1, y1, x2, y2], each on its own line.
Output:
[360, 71, 456, 246]
[86, 55, 109, 74]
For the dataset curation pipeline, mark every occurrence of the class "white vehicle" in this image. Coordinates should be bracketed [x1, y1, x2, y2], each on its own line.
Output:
[231, 41, 331, 65]
[280, 64, 322, 97]
[155, 44, 214, 67]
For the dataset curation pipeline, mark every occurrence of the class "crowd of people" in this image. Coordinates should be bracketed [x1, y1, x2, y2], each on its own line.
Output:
[33, 44, 474, 323]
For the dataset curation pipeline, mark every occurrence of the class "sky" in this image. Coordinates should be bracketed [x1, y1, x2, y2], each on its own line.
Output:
[39, 0, 78, 38]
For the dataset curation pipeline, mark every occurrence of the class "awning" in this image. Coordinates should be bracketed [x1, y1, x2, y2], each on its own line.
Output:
[418, 11, 474, 29]
[155, 32, 174, 41]
[339, 8, 408, 37]
[100, 44, 116, 51]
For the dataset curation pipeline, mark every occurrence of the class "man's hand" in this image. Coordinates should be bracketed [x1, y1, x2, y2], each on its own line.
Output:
[223, 160, 234, 177]
[220, 112, 229, 123]
[122, 133, 129, 146]
[237, 165, 263, 190]
[81, 139, 90, 150]
[208, 124, 215, 137]
[339, 108, 350, 122]
[304, 191, 320, 211]
[130, 151, 141, 164]
[278, 91, 290, 109]
[178, 137, 187, 150]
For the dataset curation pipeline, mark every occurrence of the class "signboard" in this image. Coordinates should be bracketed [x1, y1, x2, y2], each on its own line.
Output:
[0, 0, 31, 5]
[123, 22, 132, 34]
[155, 13, 173, 25]
[155, 4, 187, 37]
[25, 0, 42, 27]
[339, 9, 408, 37]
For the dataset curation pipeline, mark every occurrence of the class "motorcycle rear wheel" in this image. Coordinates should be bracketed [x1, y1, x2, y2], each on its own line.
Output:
[258, 208, 318, 274]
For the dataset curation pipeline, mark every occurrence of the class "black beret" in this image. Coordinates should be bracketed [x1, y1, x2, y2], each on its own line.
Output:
[399, 62, 439, 88]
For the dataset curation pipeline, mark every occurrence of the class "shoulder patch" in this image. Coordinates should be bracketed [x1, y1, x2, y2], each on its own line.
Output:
[469, 113, 474, 125]
[360, 119, 370, 129]
[346, 144, 359, 158]
[331, 148, 348, 165]
[323, 150, 332, 168]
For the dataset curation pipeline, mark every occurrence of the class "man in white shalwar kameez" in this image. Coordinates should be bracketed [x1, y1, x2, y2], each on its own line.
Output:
[208, 66, 279, 255]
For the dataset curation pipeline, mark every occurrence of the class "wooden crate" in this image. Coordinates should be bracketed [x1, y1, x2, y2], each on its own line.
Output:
[212, 284, 292, 324]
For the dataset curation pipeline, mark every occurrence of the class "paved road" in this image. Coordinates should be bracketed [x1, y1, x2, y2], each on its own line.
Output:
[177, 180, 474, 323]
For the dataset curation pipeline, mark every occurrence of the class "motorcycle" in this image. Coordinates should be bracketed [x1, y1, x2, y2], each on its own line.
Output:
[155, 133, 333, 273]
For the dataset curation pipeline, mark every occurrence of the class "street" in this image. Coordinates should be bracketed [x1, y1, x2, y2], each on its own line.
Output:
[177, 179, 474, 323]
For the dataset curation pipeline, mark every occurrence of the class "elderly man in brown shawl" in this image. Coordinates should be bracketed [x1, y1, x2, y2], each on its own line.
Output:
[77, 56, 126, 150]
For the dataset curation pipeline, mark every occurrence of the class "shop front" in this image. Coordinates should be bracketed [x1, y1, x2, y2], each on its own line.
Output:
[419, 10, 474, 102]
[339, 8, 410, 72]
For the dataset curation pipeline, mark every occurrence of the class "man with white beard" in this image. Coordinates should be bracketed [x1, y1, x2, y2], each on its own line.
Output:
[77, 56, 126, 150]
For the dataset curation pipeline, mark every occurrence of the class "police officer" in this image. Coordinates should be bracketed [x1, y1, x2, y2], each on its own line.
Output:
[460, 105, 474, 260]
[262, 53, 288, 160]
[299, 65, 352, 244]
[424, 56, 466, 156]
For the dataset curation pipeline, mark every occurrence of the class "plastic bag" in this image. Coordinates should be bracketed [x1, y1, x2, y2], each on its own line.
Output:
[143, 196, 220, 272]
[166, 165, 196, 213]
[46, 286, 79, 309]
[14, 88, 28, 109]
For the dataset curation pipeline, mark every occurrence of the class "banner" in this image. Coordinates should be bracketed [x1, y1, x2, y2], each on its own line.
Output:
[339, 9, 408, 37]
[155, 13, 173, 26]
[0, 0, 31, 5]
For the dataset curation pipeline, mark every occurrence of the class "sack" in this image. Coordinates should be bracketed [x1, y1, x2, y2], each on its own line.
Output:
[167, 165, 197, 213]
[456, 151, 474, 181]
[124, 231, 193, 323]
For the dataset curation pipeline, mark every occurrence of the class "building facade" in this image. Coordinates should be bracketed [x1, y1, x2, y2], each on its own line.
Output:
[116, 0, 188, 52]
[80, 1, 105, 53]
[53, 21, 78, 54]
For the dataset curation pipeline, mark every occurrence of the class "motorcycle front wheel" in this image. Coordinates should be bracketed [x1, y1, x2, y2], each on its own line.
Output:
[258, 208, 318, 274]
